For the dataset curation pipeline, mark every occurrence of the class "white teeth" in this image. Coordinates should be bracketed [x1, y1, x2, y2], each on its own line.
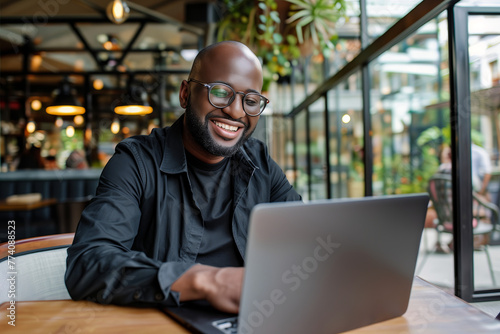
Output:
[215, 121, 238, 132]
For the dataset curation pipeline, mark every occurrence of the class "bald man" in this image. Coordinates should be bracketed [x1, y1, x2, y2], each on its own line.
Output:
[65, 41, 301, 313]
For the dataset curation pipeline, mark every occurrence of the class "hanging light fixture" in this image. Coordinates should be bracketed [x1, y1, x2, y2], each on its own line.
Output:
[46, 78, 85, 116]
[107, 0, 130, 24]
[114, 80, 153, 116]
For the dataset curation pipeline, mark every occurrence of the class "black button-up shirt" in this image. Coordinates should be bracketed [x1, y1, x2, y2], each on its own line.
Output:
[65, 115, 301, 307]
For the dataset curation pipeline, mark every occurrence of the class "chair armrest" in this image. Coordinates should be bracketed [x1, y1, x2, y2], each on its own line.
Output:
[0, 233, 75, 260]
[473, 192, 500, 230]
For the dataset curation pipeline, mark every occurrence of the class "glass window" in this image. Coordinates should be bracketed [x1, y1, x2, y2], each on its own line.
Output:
[370, 18, 444, 196]
[310, 97, 327, 200]
[290, 56, 327, 109]
[294, 111, 309, 200]
[370, 13, 455, 289]
[366, 0, 422, 40]
[266, 115, 295, 184]
[325, 38, 362, 76]
[328, 72, 364, 199]
[342, 0, 362, 37]
[468, 13, 500, 292]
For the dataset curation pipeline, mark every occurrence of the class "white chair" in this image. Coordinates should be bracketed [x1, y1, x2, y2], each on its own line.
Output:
[0, 233, 74, 303]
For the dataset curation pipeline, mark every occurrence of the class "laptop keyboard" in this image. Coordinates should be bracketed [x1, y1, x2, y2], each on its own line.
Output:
[212, 316, 239, 333]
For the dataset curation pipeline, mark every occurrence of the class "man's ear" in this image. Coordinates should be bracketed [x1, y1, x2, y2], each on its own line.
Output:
[179, 80, 189, 108]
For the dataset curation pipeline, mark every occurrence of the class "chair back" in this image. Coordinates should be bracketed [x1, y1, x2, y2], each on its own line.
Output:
[428, 173, 498, 234]
[428, 173, 454, 232]
[0, 233, 74, 303]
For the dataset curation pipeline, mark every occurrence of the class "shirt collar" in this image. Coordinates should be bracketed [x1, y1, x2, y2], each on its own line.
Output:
[159, 113, 258, 174]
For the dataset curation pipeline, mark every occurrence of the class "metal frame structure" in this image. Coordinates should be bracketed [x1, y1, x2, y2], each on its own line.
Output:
[286, 0, 500, 301]
[449, 5, 500, 302]
[288, 0, 459, 197]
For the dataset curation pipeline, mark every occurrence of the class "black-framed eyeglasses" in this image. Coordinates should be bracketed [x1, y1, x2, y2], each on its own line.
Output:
[187, 79, 269, 116]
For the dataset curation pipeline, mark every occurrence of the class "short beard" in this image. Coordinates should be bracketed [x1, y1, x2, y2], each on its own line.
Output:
[184, 101, 254, 157]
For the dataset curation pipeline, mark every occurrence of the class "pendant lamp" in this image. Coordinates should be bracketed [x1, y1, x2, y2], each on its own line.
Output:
[107, 0, 130, 24]
[46, 79, 85, 116]
[114, 81, 152, 115]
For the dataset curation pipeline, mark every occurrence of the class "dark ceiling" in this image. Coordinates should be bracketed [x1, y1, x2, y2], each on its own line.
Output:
[0, 0, 222, 118]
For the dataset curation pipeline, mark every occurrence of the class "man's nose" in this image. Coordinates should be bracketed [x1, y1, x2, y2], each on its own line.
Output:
[222, 93, 246, 119]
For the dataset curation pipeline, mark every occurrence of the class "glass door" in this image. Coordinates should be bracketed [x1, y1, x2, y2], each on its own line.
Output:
[450, 5, 500, 301]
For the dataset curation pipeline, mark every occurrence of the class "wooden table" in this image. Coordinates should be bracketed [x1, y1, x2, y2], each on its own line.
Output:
[0, 198, 57, 237]
[1, 277, 499, 333]
[0, 198, 57, 212]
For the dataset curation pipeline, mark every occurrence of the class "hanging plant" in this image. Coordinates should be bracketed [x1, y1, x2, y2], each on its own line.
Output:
[286, 0, 346, 52]
[217, 0, 346, 82]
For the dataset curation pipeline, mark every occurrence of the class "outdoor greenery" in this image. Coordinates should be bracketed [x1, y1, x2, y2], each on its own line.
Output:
[217, 0, 347, 88]
[399, 126, 451, 194]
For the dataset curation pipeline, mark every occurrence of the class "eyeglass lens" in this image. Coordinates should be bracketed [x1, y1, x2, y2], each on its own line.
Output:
[209, 84, 266, 115]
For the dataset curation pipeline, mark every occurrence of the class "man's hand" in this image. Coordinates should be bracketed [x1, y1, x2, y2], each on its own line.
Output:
[198, 267, 244, 313]
[171, 264, 244, 313]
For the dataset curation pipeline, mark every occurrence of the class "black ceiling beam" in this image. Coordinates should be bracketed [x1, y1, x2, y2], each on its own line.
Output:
[0, 47, 181, 57]
[69, 22, 105, 72]
[1, 69, 190, 76]
[1, 15, 203, 36]
[115, 22, 146, 67]
[0, 16, 171, 25]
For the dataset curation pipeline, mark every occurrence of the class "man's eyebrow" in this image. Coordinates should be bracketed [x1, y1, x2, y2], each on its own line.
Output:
[213, 80, 261, 94]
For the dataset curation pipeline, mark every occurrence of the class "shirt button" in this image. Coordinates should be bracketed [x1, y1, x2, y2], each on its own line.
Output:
[155, 293, 164, 301]
[133, 290, 142, 300]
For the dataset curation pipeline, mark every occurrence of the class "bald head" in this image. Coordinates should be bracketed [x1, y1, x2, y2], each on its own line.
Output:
[189, 41, 263, 91]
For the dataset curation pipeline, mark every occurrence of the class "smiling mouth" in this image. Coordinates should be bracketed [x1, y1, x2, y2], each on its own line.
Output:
[214, 120, 239, 132]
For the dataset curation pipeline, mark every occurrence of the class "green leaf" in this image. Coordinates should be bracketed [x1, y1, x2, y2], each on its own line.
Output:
[258, 23, 267, 32]
[286, 34, 297, 45]
[273, 33, 283, 44]
[259, 15, 267, 23]
[296, 16, 314, 28]
[277, 54, 287, 64]
[287, 0, 309, 8]
[286, 9, 310, 24]
[258, 2, 267, 11]
[315, 21, 329, 38]
[295, 25, 304, 44]
[270, 11, 280, 23]
[310, 25, 319, 44]
[417, 127, 442, 146]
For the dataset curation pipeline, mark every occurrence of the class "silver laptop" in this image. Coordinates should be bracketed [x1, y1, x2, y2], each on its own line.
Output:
[165, 194, 429, 334]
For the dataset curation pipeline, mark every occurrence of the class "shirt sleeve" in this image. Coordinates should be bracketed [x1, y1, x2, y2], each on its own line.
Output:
[65, 141, 194, 307]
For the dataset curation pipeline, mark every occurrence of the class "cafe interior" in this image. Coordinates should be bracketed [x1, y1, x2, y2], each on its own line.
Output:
[1, 0, 500, 330]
